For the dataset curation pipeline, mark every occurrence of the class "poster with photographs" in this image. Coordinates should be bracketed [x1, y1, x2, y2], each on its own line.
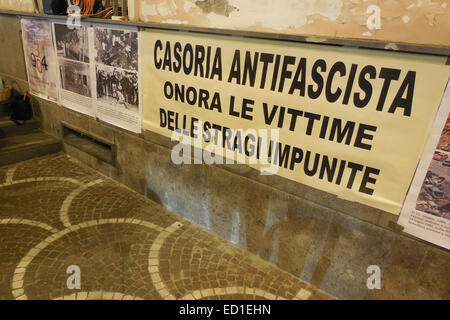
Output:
[53, 22, 95, 117]
[399, 80, 450, 250]
[21, 18, 58, 102]
[93, 24, 141, 133]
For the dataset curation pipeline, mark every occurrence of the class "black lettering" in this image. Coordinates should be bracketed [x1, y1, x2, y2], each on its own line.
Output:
[211, 48, 222, 80]
[259, 53, 274, 89]
[290, 147, 304, 170]
[262, 103, 278, 125]
[347, 162, 364, 189]
[270, 55, 281, 91]
[354, 124, 377, 150]
[210, 93, 222, 112]
[183, 44, 194, 75]
[287, 108, 303, 131]
[243, 51, 259, 87]
[342, 64, 357, 105]
[186, 87, 196, 105]
[191, 117, 199, 138]
[319, 156, 338, 182]
[388, 71, 415, 117]
[329, 119, 355, 145]
[359, 166, 380, 195]
[308, 59, 326, 99]
[354, 65, 376, 108]
[242, 98, 254, 120]
[163, 41, 172, 71]
[377, 68, 400, 111]
[229, 96, 239, 117]
[244, 134, 256, 157]
[273, 143, 291, 168]
[303, 112, 321, 135]
[304, 151, 320, 176]
[289, 57, 306, 96]
[198, 89, 209, 109]
[174, 83, 184, 101]
[194, 45, 205, 77]
[154, 40, 163, 69]
[326, 62, 346, 103]
[159, 108, 167, 127]
[335, 160, 346, 185]
[278, 56, 296, 93]
[203, 121, 212, 142]
[173, 42, 182, 73]
[163, 81, 173, 99]
[167, 110, 175, 131]
[228, 50, 241, 84]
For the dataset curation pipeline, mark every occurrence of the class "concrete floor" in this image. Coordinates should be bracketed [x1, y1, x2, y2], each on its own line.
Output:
[0, 153, 333, 300]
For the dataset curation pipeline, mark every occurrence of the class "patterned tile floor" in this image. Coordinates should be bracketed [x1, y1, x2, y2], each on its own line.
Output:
[0, 153, 334, 300]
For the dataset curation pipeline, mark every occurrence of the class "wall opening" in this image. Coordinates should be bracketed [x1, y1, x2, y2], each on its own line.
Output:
[62, 123, 116, 165]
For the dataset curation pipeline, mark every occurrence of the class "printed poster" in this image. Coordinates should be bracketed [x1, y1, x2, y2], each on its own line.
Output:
[53, 22, 95, 117]
[141, 29, 450, 214]
[51, 22, 141, 131]
[93, 24, 141, 133]
[398, 81, 450, 249]
[21, 18, 58, 102]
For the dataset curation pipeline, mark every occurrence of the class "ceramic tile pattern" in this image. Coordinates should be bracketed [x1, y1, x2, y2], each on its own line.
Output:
[0, 153, 334, 300]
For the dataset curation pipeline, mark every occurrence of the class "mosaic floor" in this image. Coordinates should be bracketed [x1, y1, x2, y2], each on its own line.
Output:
[0, 153, 334, 300]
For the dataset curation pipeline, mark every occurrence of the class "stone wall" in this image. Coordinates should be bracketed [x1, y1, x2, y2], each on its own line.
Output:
[0, 13, 448, 299]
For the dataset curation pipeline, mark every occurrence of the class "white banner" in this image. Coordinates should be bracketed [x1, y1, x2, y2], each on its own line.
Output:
[141, 29, 450, 214]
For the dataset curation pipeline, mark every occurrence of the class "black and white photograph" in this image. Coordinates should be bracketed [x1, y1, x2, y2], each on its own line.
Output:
[414, 116, 450, 221]
[96, 65, 138, 112]
[54, 23, 90, 63]
[94, 28, 138, 71]
[59, 59, 92, 97]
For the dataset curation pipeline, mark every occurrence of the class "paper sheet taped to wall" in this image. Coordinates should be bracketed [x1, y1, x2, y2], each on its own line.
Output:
[141, 29, 450, 214]
[398, 80, 450, 249]
[21, 18, 59, 102]
[52, 22, 95, 117]
[51, 22, 142, 133]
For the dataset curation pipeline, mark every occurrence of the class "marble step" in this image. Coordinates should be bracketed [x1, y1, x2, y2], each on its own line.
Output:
[0, 131, 62, 166]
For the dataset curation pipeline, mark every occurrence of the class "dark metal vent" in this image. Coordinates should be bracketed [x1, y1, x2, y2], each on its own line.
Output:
[62, 123, 115, 165]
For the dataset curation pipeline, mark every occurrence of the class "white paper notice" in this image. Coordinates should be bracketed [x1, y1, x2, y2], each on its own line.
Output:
[398, 80, 450, 250]
[21, 18, 59, 102]
[92, 24, 141, 133]
[53, 22, 95, 117]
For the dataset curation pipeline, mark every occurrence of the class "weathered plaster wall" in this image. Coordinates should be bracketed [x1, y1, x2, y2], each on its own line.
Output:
[0, 0, 35, 12]
[0, 13, 448, 299]
[136, 0, 450, 48]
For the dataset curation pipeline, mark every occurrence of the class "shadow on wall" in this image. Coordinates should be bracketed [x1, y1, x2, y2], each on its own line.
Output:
[206, 189, 448, 300]
[137, 143, 447, 300]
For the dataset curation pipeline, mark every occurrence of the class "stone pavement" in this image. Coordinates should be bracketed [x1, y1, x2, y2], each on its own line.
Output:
[0, 153, 334, 300]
